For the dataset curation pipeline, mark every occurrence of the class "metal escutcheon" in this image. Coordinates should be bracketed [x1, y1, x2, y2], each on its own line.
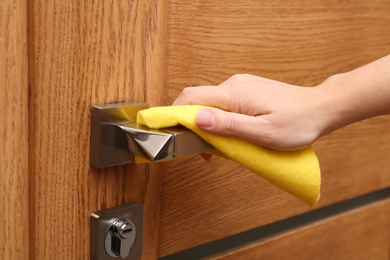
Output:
[90, 202, 143, 260]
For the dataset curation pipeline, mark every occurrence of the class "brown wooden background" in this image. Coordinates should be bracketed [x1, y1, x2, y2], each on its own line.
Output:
[1, 0, 389, 259]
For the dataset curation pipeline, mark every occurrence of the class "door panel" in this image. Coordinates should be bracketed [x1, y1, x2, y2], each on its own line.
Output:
[0, 0, 29, 259]
[160, 0, 390, 256]
[28, 1, 165, 259]
[213, 199, 390, 260]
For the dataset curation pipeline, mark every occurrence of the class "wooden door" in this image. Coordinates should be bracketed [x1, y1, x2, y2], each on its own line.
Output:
[1, 0, 389, 259]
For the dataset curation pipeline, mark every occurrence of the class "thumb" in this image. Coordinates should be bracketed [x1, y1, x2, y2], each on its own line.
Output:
[195, 108, 257, 139]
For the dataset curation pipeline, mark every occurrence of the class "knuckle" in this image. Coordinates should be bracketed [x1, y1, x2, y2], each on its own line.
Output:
[228, 74, 246, 85]
[224, 74, 253, 90]
[259, 121, 280, 146]
[177, 87, 197, 103]
[223, 114, 240, 132]
[181, 87, 195, 97]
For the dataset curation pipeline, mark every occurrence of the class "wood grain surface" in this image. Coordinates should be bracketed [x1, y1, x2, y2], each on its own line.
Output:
[28, 0, 165, 259]
[213, 199, 390, 260]
[22, 0, 390, 258]
[159, 0, 390, 256]
[0, 0, 29, 259]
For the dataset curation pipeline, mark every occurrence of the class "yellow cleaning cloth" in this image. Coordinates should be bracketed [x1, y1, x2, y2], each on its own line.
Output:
[137, 105, 321, 206]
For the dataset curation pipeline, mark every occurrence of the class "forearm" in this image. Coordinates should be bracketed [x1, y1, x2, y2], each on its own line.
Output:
[318, 55, 390, 136]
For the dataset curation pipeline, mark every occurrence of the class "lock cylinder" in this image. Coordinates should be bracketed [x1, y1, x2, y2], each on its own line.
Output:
[105, 218, 136, 258]
[90, 202, 143, 260]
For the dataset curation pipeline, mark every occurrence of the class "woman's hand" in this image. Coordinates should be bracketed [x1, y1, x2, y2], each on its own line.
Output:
[173, 74, 334, 150]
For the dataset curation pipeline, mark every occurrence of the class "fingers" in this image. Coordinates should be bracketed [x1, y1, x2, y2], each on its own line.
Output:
[172, 85, 235, 111]
[195, 108, 271, 147]
[196, 108, 317, 150]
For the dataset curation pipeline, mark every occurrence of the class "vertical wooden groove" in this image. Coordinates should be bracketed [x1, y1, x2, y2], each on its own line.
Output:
[27, 0, 35, 258]
[137, 1, 166, 258]
[0, 0, 29, 259]
[148, 1, 166, 257]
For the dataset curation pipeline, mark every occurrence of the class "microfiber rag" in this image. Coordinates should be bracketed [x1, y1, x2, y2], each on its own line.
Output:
[137, 105, 321, 206]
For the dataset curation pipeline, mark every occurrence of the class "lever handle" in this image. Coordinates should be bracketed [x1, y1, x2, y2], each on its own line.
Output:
[90, 102, 214, 168]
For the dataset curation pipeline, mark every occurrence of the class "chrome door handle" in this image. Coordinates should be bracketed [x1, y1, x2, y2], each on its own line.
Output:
[90, 102, 214, 168]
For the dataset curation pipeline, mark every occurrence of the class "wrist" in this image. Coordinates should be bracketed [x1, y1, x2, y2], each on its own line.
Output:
[318, 56, 390, 137]
[314, 73, 348, 137]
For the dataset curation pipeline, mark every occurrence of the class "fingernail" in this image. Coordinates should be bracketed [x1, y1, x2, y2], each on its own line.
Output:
[196, 109, 215, 128]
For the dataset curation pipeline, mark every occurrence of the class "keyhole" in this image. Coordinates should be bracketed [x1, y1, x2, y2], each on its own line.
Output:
[118, 222, 133, 239]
